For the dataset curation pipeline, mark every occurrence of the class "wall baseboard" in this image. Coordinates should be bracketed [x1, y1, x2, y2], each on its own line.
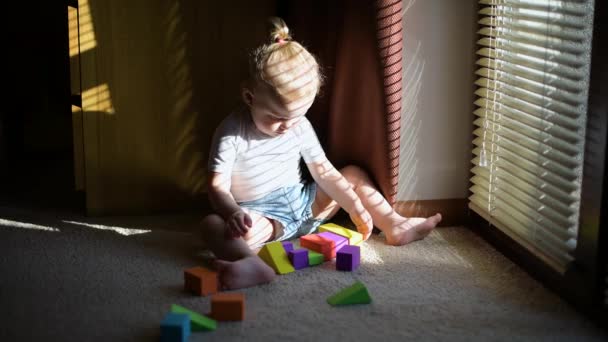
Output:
[393, 198, 467, 227]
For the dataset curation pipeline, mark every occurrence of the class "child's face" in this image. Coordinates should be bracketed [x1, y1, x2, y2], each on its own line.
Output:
[244, 84, 315, 137]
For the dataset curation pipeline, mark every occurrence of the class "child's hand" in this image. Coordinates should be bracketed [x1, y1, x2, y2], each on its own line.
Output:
[225, 210, 253, 239]
[350, 208, 373, 241]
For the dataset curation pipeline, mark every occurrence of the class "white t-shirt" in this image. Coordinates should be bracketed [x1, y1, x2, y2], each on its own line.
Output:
[208, 108, 327, 202]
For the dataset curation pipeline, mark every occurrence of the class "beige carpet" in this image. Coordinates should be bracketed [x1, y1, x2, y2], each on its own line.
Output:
[0, 206, 605, 341]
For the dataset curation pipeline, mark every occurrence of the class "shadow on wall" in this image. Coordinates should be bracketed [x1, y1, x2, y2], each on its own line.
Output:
[73, 0, 272, 214]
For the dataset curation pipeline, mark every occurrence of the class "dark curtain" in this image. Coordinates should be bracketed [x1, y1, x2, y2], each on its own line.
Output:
[281, 0, 402, 205]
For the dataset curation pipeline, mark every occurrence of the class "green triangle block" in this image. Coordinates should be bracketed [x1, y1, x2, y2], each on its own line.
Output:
[258, 241, 295, 274]
[308, 250, 324, 266]
[327, 281, 372, 306]
[171, 304, 217, 331]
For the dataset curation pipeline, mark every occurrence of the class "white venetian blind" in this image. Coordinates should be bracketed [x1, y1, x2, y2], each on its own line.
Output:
[469, 0, 595, 273]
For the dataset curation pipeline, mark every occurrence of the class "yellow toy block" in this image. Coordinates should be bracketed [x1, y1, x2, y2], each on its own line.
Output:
[257, 241, 295, 275]
[319, 223, 363, 246]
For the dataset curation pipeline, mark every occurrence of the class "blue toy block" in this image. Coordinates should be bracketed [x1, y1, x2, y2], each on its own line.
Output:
[161, 312, 190, 342]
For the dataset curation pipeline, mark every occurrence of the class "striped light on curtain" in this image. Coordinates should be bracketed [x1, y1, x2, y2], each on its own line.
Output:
[375, 0, 403, 205]
[469, 0, 595, 273]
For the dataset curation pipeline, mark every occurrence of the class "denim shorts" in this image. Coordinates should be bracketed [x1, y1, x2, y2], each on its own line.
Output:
[238, 182, 325, 243]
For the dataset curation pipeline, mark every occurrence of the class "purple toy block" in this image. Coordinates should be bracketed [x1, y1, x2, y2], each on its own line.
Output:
[282, 241, 294, 252]
[288, 249, 309, 270]
[336, 245, 360, 271]
[317, 232, 348, 259]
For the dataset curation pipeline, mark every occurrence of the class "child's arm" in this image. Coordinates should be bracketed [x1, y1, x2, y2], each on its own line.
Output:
[207, 172, 252, 238]
[307, 160, 373, 240]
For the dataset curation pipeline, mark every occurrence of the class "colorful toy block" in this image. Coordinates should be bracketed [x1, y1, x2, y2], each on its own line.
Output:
[300, 234, 334, 260]
[327, 281, 372, 306]
[184, 266, 218, 296]
[317, 232, 348, 259]
[336, 245, 360, 271]
[171, 304, 217, 331]
[308, 250, 324, 266]
[287, 249, 309, 269]
[257, 241, 295, 274]
[210, 293, 245, 321]
[282, 241, 294, 252]
[319, 223, 364, 245]
[160, 312, 190, 342]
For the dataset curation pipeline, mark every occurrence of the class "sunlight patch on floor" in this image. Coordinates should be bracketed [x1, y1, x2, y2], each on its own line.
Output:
[0, 218, 60, 232]
[62, 220, 151, 236]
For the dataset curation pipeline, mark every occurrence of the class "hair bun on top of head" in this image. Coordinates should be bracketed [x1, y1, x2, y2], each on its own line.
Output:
[269, 17, 292, 44]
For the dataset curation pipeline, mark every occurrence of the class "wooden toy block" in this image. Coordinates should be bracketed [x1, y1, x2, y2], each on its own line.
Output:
[257, 241, 295, 274]
[210, 293, 245, 321]
[184, 266, 218, 296]
[327, 281, 372, 306]
[319, 222, 364, 245]
[282, 241, 294, 252]
[160, 312, 190, 342]
[336, 245, 360, 271]
[300, 234, 333, 261]
[171, 304, 217, 331]
[317, 232, 348, 259]
[287, 249, 309, 269]
[308, 250, 324, 266]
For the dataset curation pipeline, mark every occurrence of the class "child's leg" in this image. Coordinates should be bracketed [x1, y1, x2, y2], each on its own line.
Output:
[200, 212, 276, 289]
[311, 165, 442, 246]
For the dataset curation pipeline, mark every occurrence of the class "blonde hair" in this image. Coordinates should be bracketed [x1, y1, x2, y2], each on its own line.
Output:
[249, 17, 323, 107]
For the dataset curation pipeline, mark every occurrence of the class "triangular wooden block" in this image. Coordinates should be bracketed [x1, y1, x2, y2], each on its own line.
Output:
[319, 223, 363, 246]
[327, 281, 372, 306]
[171, 304, 217, 331]
[257, 241, 295, 274]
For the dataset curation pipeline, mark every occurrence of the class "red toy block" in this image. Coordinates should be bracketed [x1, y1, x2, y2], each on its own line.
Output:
[210, 293, 245, 321]
[184, 266, 218, 296]
[300, 234, 333, 261]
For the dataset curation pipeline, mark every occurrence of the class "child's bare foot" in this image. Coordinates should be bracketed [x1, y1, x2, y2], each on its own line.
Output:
[385, 213, 442, 246]
[213, 256, 276, 290]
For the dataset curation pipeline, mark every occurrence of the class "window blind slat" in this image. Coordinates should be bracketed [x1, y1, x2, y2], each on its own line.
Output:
[478, 17, 586, 41]
[471, 154, 578, 205]
[469, 190, 576, 257]
[479, 0, 588, 16]
[473, 120, 580, 168]
[479, 6, 587, 28]
[469, 187, 576, 253]
[475, 67, 584, 104]
[478, 28, 586, 54]
[471, 172, 576, 227]
[469, 200, 574, 270]
[475, 88, 581, 126]
[471, 165, 577, 216]
[472, 141, 578, 192]
[475, 98, 581, 142]
[477, 37, 583, 67]
[473, 108, 580, 156]
[471, 0, 592, 272]
[476, 58, 584, 92]
[472, 128, 579, 180]
[475, 78, 583, 117]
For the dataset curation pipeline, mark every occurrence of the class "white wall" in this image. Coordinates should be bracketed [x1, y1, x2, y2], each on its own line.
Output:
[397, 0, 478, 201]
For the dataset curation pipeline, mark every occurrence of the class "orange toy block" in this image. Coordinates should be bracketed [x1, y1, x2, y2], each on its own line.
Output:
[184, 266, 218, 296]
[210, 293, 245, 321]
[300, 234, 334, 261]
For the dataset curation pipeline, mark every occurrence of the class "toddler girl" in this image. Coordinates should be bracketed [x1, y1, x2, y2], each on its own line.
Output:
[202, 18, 442, 290]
